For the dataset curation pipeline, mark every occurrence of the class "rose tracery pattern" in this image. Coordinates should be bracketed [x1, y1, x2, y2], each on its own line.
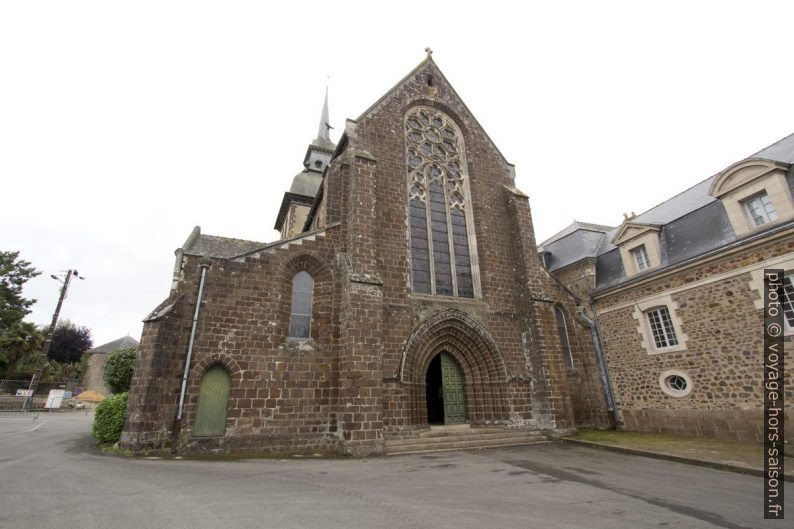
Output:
[404, 107, 475, 298]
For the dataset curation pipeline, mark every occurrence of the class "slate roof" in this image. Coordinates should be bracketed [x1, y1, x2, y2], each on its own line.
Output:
[87, 336, 139, 354]
[539, 222, 615, 271]
[540, 132, 794, 290]
[289, 169, 323, 197]
[183, 232, 266, 259]
[752, 132, 794, 164]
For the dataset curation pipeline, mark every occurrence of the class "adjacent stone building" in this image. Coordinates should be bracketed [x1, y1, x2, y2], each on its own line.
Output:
[540, 133, 794, 443]
[120, 54, 613, 455]
[82, 336, 139, 396]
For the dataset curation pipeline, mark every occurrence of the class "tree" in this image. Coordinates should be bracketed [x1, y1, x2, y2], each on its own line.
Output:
[0, 251, 41, 334]
[103, 347, 137, 394]
[48, 320, 93, 364]
[0, 321, 45, 379]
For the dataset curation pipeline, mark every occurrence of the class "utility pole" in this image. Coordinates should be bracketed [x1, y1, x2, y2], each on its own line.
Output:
[23, 269, 83, 411]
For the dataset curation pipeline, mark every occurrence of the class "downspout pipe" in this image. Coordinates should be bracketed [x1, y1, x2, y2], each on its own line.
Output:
[577, 310, 621, 427]
[176, 264, 209, 421]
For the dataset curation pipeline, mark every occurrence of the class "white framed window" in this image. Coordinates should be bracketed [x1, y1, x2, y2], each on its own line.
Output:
[631, 245, 650, 271]
[646, 307, 679, 349]
[783, 273, 794, 329]
[743, 192, 778, 227]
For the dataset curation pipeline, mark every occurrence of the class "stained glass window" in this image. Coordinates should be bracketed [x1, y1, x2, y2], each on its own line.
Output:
[404, 107, 477, 298]
[289, 271, 313, 339]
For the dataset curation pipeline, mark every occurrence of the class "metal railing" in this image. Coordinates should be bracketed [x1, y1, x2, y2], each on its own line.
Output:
[0, 379, 81, 417]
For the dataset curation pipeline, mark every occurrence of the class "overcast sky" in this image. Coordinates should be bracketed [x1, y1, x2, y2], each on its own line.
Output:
[2, 1, 793, 346]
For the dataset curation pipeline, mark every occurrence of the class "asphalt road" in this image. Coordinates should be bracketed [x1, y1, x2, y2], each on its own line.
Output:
[0, 414, 787, 529]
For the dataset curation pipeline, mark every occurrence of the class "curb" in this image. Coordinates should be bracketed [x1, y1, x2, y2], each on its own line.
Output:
[562, 438, 794, 483]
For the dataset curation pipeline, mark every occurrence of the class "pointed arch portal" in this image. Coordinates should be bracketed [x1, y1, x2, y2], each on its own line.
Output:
[400, 310, 509, 426]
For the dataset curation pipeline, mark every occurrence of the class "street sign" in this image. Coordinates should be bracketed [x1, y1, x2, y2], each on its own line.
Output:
[45, 389, 65, 409]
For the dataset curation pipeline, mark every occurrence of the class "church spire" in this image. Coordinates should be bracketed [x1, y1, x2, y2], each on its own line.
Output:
[316, 85, 332, 144]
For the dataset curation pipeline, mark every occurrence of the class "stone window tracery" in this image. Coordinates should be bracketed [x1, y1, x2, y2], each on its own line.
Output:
[404, 107, 478, 298]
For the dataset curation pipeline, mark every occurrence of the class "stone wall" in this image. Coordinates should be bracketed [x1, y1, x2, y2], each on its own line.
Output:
[81, 353, 109, 396]
[121, 58, 612, 455]
[594, 235, 794, 442]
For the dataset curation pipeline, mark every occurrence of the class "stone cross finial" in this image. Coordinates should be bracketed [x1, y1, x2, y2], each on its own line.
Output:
[425, 47, 433, 57]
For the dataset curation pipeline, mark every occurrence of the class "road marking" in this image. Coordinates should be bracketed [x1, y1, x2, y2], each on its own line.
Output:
[29, 420, 47, 432]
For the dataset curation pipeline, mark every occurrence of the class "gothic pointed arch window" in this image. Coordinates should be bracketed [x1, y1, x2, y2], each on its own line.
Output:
[404, 107, 480, 297]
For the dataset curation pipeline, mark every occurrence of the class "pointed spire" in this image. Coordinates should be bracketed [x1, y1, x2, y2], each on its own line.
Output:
[316, 84, 331, 143]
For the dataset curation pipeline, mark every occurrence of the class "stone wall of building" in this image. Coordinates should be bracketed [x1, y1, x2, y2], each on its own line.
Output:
[122, 58, 612, 455]
[81, 353, 109, 396]
[594, 234, 794, 442]
[351, 59, 611, 436]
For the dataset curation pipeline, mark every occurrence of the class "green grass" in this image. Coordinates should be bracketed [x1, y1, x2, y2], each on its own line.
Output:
[99, 444, 134, 457]
[570, 429, 782, 469]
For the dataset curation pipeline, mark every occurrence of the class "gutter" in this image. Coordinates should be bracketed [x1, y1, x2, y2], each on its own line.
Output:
[577, 261, 620, 427]
[577, 310, 620, 427]
[176, 263, 209, 422]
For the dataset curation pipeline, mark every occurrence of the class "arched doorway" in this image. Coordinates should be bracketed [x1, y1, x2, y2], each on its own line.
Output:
[426, 352, 467, 424]
[401, 310, 509, 427]
[193, 365, 231, 437]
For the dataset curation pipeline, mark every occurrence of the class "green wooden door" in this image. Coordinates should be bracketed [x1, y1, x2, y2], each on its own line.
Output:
[440, 353, 467, 424]
[193, 365, 230, 437]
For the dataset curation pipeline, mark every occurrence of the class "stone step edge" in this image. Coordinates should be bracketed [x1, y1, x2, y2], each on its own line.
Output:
[386, 436, 548, 452]
[418, 427, 510, 438]
[387, 433, 547, 447]
[386, 440, 551, 456]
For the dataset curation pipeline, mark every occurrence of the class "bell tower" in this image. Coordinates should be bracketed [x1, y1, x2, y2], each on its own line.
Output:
[274, 87, 336, 239]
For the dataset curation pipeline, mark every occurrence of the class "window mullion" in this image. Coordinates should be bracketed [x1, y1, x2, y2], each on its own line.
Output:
[424, 188, 436, 295]
[442, 174, 459, 297]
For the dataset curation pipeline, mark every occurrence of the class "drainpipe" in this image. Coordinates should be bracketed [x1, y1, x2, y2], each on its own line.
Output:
[578, 310, 620, 427]
[176, 263, 209, 421]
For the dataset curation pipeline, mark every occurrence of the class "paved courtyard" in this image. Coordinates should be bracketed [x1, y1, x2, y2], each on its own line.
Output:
[0, 414, 787, 529]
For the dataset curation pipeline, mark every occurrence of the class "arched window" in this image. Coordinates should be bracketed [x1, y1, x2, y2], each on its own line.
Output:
[289, 271, 313, 339]
[404, 107, 479, 298]
[554, 307, 574, 368]
[193, 365, 230, 437]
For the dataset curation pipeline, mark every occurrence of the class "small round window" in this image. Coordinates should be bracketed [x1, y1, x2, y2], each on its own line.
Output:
[659, 370, 692, 397]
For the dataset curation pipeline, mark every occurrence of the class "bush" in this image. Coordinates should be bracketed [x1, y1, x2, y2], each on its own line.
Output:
[92, 392, 128, 443]
[103, 346, 137, 394]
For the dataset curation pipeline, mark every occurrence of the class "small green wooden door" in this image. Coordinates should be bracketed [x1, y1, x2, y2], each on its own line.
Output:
[193, 365, 230, 437]
[440, 353, 467, 424]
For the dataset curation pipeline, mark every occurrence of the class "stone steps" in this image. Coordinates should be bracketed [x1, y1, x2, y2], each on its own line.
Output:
[385, 426, 549, 455]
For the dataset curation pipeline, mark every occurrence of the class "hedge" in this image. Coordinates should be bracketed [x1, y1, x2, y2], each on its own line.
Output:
[103, 347, 137, 394]
[92, 392, 128, 443]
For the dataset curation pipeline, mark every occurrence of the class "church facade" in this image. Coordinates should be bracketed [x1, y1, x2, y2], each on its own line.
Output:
[120, 55, 612, 455]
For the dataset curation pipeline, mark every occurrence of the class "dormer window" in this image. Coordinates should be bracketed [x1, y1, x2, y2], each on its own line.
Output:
[631, 245, 650, 271]
[708, 158, 792, 237]
[743, 192, 778, 227]
[612, 222, 661, 278]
